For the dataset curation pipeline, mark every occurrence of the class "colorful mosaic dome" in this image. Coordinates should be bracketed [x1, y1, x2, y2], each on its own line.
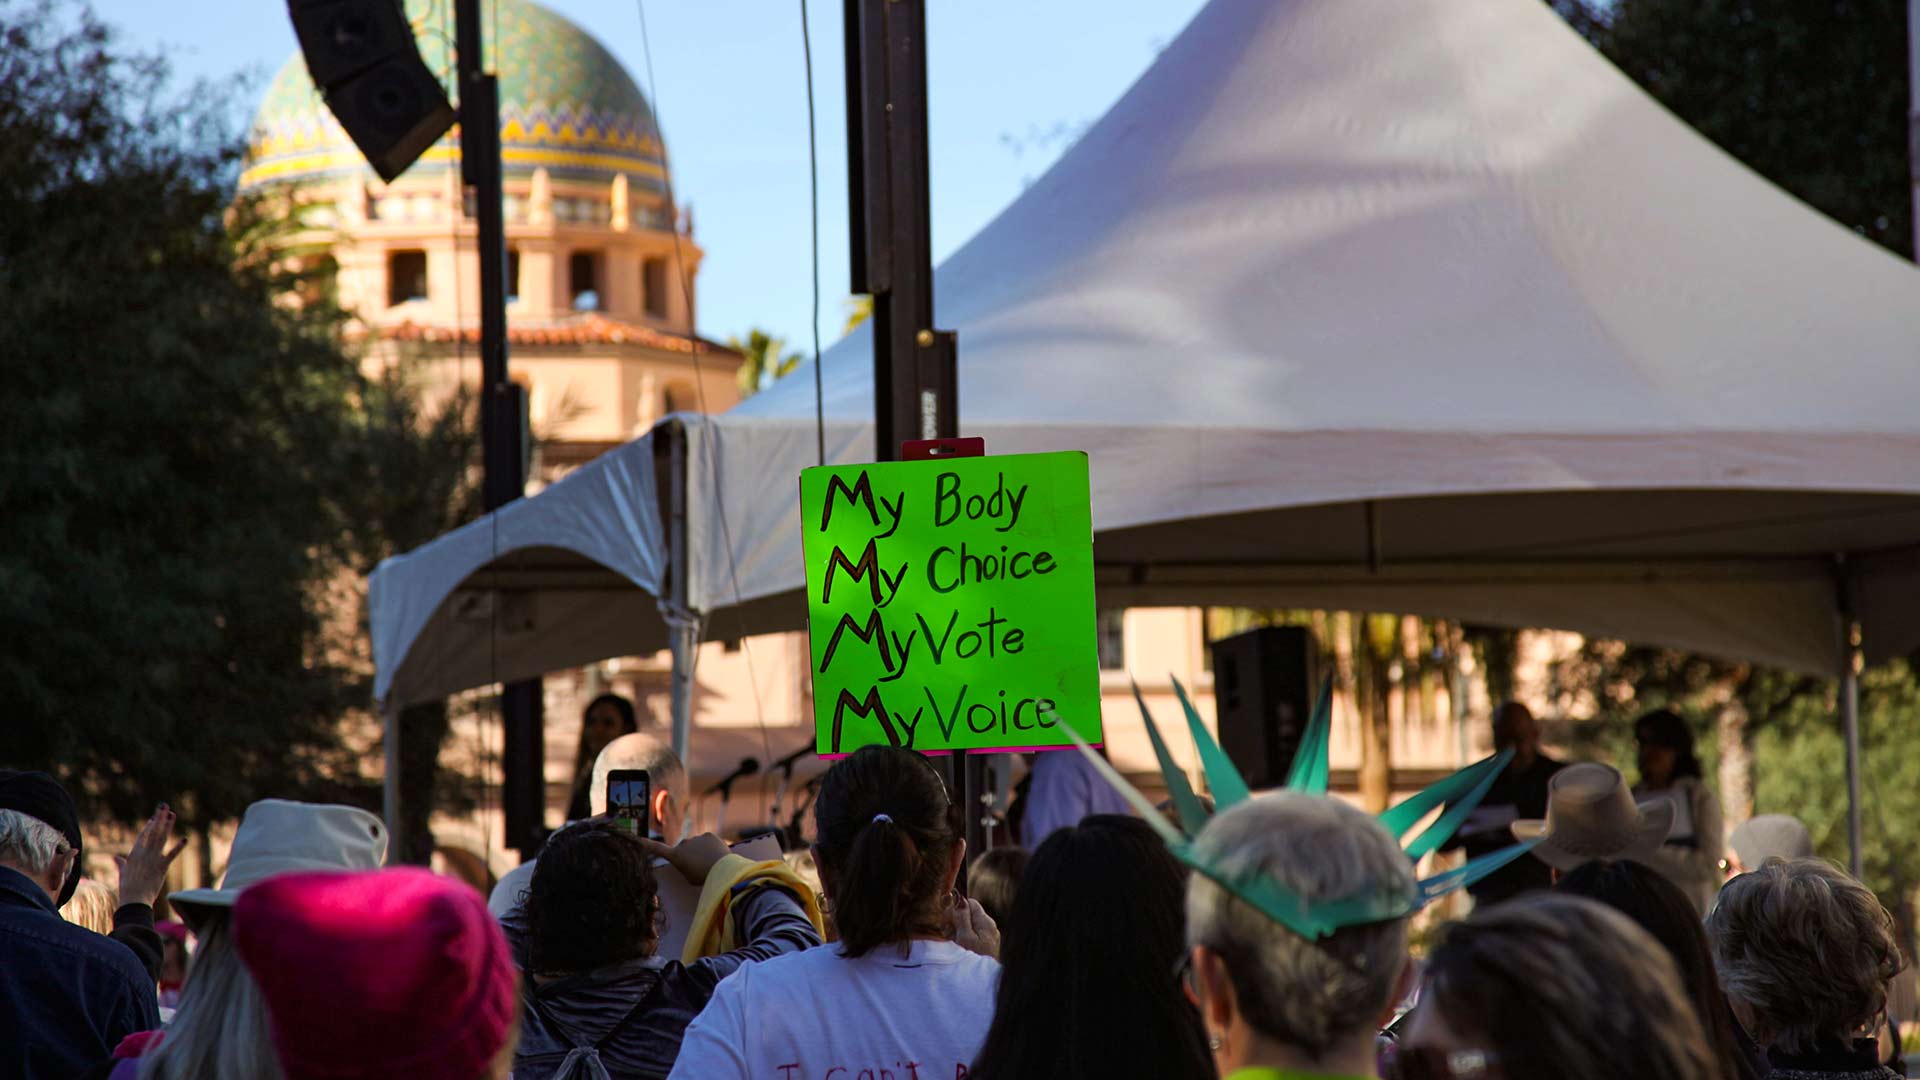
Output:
[239, 0, 667, 195]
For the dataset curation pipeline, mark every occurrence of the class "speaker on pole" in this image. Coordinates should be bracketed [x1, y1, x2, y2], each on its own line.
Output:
[288, 0, 455, 182]
[1209, 626, 1317, 790]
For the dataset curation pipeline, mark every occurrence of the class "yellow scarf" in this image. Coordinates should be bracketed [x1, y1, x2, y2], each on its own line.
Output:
[680, 853, 826, 964]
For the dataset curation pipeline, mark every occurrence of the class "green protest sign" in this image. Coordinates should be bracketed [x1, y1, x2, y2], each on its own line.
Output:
[799, 451, 1101, 755]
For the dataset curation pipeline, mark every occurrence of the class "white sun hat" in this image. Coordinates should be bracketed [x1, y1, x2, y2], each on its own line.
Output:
[170, 799, 388, 929]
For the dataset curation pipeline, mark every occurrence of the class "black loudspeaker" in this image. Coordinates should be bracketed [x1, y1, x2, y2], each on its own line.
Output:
[288, 0, 455, 182]
[1209, 626, 1316, 790]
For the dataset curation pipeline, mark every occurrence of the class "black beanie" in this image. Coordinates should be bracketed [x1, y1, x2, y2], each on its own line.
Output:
[0, 770, 83, 906]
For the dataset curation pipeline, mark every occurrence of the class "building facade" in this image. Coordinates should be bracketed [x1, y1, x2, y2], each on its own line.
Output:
[241, 0, 739, 475]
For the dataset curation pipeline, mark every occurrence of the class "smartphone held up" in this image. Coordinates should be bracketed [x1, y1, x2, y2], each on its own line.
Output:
[606, 769, 654, 839]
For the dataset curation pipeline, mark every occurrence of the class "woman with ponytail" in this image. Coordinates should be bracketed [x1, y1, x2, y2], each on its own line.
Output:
[668, 745, 1001, 1080]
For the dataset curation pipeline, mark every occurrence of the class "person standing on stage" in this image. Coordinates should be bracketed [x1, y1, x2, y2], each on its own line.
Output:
[1439, 702, 1565, 906]
[1633, 708, 1724, 916]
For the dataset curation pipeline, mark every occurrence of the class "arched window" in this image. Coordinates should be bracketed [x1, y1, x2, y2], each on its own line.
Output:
[569, 250, 603, 310]
[642, 257, 669, 317]
[387, 249, 428, 306]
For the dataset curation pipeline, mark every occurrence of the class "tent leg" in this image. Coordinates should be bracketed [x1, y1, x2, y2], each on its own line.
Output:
[382, 699, 400, 858]
[665, 421, 696, 763]
[1835, 556, 1863, 878]
[669, 618, 697, 762]
[1841, 657, 1863, 878]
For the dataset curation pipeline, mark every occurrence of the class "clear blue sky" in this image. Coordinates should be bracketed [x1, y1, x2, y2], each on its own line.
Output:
[89, 0, 1210, 352]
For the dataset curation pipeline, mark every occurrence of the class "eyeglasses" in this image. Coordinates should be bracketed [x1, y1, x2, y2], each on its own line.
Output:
[1387, 1048, 1504, 1080]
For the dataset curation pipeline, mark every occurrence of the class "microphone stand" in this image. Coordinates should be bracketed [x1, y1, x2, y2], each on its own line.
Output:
[713, 775, 737, 837]
[706, 757, 761, 838]
[787, 776, 822, 851]
[766, 742, 812, 835]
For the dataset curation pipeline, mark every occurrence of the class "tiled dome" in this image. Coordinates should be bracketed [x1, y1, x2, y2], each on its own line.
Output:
[239, 0, 667, 196]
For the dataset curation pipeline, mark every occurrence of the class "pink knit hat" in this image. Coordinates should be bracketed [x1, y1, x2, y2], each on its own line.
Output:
[232, 868, 517, 1080]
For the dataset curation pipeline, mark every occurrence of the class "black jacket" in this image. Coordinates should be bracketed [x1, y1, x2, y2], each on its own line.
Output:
[107, 902, 162, 983]
[1439, 752, 1565, 904]
[0, 866, 159, 1080]
[507, 885, 821, 1079]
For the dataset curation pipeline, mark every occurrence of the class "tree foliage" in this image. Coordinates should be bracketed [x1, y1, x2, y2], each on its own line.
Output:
[1546, 647, 1823, 759]
[1557, 0, 1912, 259]
[730, 328, 804, 397]
[0, 3, 353, 824]
[340, 361, 482, 862]
[1748, 663, 1920, 920]
[0, 3, 479, 832]
[843, 294, 873, 336]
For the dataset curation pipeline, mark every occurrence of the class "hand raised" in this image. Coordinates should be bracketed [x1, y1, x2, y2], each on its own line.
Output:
[116, 804, 187, 908]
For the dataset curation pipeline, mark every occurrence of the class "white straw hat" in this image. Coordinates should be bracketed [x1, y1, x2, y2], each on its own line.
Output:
[170, 799, 388, 928]
[1511, 762, 1675, 872]
[1728, 813, 1814, 870]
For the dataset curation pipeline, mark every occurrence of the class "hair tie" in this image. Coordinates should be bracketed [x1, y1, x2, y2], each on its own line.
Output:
[870, 813, 893, 825]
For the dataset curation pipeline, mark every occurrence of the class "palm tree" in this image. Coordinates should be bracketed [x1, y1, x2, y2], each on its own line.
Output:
[843, 294, 873, 335]
[729, 328, 803, 397]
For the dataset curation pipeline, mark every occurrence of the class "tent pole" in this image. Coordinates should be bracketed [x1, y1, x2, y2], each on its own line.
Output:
[1835, 555, 1864, 878]
[847, 0, 977, 877]
[382, 699, 401, 857]
[1840, 663, 1862, 877]
[667, 424, 694, 761]
[669, 624, 696, 763]
[458, 0, 544, 856]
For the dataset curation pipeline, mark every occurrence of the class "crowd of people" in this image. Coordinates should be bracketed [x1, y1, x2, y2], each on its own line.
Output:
[1, 699, 1912, 1080]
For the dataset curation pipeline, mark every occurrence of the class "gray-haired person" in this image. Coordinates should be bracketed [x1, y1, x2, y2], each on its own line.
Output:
[0, 773, 160, 1080]
[1182, 792, 1416, 1078]
[1403, 894, 1718, 1080]
[488, 732, 691, 918]
[1710, 859, 1907, 1080]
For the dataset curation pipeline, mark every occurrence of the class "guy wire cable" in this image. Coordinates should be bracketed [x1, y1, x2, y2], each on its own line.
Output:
[785, 0, 828, 809]
[801, 0, 825, 471]
[634, 0, 777, 792]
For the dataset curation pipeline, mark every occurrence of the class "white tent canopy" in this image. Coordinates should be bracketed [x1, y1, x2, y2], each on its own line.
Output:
[370, 436, 672, 708]
[684, 0, 1920, 675]
[370, 0, 1920, 726]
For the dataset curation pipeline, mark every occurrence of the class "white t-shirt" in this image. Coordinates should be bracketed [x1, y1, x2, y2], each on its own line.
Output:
[667, 939, 999, 1080]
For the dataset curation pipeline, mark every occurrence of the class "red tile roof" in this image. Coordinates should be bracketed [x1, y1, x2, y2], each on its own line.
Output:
[381, 314, 740, 356]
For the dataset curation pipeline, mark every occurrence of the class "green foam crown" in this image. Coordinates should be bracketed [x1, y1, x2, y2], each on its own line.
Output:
[1059, 675, 1537, 941]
